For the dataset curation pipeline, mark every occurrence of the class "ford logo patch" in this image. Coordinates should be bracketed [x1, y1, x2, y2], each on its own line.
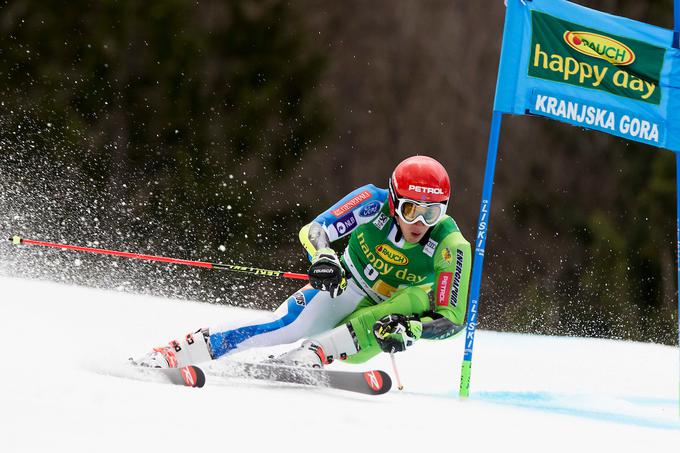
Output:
[359, 201, 381, 217]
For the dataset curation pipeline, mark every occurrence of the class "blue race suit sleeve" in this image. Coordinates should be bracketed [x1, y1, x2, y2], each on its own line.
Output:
[299, 184, 388, 261]
[313, 184, 388, 241]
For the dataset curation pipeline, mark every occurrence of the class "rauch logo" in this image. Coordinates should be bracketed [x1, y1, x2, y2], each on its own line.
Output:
[564, 31, 635, 66]
[375, 244, 409, 266]
[528, 11, 665, 105]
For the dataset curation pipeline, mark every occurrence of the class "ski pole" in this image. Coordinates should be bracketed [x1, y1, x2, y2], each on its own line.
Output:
[389, 352, 404, 391]
[9, 235, 309, 281]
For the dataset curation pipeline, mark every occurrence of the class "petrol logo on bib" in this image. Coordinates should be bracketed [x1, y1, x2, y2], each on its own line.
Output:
[437, 272, 453, 307]
[375, 244, 409, 266]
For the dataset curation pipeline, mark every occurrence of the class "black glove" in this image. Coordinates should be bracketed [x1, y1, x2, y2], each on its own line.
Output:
[308, 248, 347, 298]
[373, 314, 423, 353]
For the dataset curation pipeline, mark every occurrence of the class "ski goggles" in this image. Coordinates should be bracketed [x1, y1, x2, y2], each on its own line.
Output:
[395, 198, 447, 226]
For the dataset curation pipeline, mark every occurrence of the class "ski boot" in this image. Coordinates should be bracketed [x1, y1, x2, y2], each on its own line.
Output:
[268, 340, 330, 369]
[132, 328, 213, 368]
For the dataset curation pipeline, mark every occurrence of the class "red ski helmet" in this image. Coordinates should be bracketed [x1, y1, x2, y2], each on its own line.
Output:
[388, 155, 450, 217]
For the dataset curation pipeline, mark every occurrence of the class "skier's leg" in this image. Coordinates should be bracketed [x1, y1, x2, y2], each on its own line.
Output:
[134, 282, 365, 368]
[341, 286, 430, 363]
[206, 280, 365, 359]
[279, 286, 430, 366]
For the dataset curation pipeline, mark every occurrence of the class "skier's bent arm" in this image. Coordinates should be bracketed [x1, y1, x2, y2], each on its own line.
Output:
[420, 231, 471, 339]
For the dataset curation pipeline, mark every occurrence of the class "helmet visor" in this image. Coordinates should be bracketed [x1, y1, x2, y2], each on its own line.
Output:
[396, 199, 446, 226]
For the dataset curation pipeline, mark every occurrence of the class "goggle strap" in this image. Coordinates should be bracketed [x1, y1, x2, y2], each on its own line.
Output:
[388, 177, 399, 208]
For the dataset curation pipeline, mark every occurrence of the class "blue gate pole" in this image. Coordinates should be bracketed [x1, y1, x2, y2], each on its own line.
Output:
[459, 109, 503, 397]
[675, 0, 680, 48]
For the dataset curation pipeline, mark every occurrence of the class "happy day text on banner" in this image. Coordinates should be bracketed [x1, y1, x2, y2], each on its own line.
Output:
[495, 0, 680, 151]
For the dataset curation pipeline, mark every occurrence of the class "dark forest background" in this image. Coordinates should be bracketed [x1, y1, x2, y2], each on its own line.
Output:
[0, 0, 677, 344]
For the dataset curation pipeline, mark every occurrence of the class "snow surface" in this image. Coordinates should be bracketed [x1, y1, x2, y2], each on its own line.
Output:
[1, 275, 679, 453]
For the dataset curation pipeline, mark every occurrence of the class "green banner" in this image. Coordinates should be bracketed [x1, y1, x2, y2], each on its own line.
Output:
[528, 10, 665, 105]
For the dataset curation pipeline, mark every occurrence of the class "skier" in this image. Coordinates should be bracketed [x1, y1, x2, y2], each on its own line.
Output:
[134, 155, 471, 369]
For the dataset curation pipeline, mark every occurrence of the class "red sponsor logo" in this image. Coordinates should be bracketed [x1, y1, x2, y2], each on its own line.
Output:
[331, 190, 372, 217]
[408, 184, 444, 195]
[154, 347, 178, 368]
[437, 272, 453, 306]
[363, 371, 383, 392]
[180, 366, 197, 387]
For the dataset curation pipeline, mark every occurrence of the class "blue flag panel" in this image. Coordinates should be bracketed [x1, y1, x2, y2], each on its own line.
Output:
[495, 0, 680, 151]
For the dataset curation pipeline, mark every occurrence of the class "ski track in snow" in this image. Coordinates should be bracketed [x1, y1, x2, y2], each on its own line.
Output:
[0, 275, 678, 452]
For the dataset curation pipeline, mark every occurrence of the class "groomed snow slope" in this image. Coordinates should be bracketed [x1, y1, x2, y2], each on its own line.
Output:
[1, 276, 678, 453]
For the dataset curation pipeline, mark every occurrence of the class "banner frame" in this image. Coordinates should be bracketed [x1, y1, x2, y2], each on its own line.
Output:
[459, 0, 680, 417]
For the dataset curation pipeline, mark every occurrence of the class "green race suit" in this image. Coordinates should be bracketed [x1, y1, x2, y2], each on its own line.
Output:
[300, 184, 471, 363]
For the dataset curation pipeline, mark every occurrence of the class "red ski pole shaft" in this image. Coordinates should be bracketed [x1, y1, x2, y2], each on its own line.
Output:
[9, 235, 309, 281]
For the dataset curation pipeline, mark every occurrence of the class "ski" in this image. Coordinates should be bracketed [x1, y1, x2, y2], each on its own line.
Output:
[124, 364, 206, 388]
[204, 361, 392, 395]
[120, 361, 389, 394]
